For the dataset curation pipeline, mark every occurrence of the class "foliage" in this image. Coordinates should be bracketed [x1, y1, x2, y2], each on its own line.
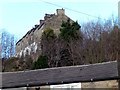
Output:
[59, 19, 81, 41]
[81, 19, 120, 64]
[32, 55, 49, 69]
[3, 17, 120, 71]
[42, 28, 56, 40]
[41, 19, 83, 67]
[58, 49, 73, 66]
[2, 56, 34, 72]
[2, 57, 19, 72]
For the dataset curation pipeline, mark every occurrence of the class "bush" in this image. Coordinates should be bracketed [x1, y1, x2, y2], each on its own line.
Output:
[59, 19, 81, 41]
[43, 28, 56, 40]
[32, 55, 49, 69]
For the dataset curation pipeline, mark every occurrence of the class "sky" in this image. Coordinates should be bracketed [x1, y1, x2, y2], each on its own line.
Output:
[0, 0, 119, 40]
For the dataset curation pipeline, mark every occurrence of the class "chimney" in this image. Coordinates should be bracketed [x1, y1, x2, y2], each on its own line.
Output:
[56, 8, 65, 15]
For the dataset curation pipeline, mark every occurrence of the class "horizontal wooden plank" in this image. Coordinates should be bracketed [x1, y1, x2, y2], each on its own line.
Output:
[1, 61, 119, 89]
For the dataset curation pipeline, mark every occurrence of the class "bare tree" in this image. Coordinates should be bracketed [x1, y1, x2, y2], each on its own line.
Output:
[81, 17, 119, 64]
[9, 35, 15, 57]
[1, 30, 16, 59]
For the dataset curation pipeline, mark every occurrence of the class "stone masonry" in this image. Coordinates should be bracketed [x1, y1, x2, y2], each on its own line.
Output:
[16, 9, 72, 60]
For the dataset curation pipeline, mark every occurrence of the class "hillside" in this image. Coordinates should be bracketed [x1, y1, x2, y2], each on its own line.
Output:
[2, 19, 120, 72]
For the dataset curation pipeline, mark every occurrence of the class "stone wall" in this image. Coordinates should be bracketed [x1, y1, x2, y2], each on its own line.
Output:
[81, 80, 118, 89]
[23, 80, 118, 90]
[16, 9, 71, 61]
[2, 80, 118, 90]
[28, 80, 118, 90]
[16, 23, 44, 60]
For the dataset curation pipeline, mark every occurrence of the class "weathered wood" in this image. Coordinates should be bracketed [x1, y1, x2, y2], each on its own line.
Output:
[1, 61, 119, 89]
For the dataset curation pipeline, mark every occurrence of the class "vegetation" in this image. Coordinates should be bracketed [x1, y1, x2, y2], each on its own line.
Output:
[41, 18, 119, 67]
[2, 17, 120, 71]
[60, 19, 82, 41]
[1, 30, 16, 59]
[2, 57, 20, 72]
[43, 28, 56, 40]
[2, 56, 33, 72]
[32, 55, 49, 69]
[81, 20, 120, 64]
[41, 19, 83, 67]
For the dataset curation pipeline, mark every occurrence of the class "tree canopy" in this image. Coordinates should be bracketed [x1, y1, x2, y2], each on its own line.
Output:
[32, 55, 49, 69]
[60, 19, 82, 41]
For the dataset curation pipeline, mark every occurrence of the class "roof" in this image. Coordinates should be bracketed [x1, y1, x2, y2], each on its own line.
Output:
[1, 61, 119, 89]
[16, 23, 43, 45]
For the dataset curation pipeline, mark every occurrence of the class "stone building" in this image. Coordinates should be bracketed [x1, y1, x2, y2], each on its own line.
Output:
[16, 9, 73, 60]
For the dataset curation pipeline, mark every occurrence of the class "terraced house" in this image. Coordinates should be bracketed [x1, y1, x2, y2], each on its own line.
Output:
[15, 9, 73, 60]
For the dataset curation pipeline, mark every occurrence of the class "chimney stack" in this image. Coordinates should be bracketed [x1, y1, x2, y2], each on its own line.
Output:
[56, 8, 65, 15]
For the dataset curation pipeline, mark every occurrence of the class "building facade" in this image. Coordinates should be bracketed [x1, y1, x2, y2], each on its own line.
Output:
[16, 9, 72, 60]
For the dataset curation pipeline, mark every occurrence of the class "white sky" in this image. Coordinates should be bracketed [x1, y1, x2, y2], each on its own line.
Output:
[0, 0, 119, 40]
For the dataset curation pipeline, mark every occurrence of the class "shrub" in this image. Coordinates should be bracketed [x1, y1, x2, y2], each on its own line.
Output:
[43, 28, 56, 40]
[32, 55, 49, 69]
[59, 19, 81, 41]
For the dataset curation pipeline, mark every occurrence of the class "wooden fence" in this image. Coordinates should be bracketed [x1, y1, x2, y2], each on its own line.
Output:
[1, 61, 120, 89]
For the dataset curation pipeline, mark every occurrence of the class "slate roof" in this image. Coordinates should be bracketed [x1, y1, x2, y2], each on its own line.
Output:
[1, 61, 119, 89]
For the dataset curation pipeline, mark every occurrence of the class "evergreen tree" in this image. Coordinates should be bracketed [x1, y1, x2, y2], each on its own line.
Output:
[32, 55, 49, 69]
[60, 18, 82, 42]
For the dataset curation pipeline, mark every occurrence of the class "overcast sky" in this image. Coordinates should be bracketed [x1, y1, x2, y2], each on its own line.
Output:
[0, 0, 119, 40]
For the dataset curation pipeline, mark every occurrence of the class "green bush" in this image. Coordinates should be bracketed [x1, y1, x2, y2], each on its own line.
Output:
[32, 55, 49, 69]
[43, 28, 56, 39]
[59, 19, 81, 41]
